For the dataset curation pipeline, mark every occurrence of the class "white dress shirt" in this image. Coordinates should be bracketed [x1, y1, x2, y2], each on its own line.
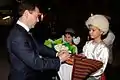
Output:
[17, 20, 30, 32]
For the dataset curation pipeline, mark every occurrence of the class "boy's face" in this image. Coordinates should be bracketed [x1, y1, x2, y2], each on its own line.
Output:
[64, 33, 73, 44]
[89, 25, 102, 40]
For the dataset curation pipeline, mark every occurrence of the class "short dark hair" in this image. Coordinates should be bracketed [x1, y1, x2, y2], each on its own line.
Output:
[64, 32, 75, 37]
[18, 1, 39, 16]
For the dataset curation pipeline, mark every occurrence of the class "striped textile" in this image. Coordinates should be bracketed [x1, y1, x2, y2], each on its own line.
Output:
[72, 55, 103, 80]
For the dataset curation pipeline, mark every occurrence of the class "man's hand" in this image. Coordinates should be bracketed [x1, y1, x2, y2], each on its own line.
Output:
[58, 50, 70, 62]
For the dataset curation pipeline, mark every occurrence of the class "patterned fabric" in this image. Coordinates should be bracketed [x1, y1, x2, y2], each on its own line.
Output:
[72, 55, 103, 80]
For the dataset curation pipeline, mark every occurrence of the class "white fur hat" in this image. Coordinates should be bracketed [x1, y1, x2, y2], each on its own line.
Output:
[85, 14, 109, 35]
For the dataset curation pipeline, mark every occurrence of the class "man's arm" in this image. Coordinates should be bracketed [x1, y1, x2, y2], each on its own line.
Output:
[37, 44, 57, 58]
[11, 36, 60, 71]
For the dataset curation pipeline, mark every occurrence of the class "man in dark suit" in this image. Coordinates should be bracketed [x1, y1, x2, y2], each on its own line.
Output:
[7, 2, 70, 80]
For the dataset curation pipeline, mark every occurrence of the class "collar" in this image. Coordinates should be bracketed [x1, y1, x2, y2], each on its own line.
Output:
[17, 20, 30, 32]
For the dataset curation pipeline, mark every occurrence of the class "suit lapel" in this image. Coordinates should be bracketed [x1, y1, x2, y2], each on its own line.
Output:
[16, 24, 39, 55]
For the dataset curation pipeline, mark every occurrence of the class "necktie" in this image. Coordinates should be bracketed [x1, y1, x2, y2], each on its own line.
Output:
[28, 32, 37, 45]
[28, 31, 33, 36]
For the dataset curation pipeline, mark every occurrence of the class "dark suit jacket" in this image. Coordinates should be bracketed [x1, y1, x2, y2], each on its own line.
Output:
[7, 24, 60, 80]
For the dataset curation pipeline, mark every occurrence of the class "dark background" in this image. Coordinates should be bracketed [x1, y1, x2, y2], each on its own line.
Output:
[0, 0, 120, 80]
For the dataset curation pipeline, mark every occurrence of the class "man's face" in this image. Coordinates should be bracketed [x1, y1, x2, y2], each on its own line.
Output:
[27, 7, 41, 28]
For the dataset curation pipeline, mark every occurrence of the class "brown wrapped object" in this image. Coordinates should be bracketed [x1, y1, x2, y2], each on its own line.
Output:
[72, 55, 103, 80]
